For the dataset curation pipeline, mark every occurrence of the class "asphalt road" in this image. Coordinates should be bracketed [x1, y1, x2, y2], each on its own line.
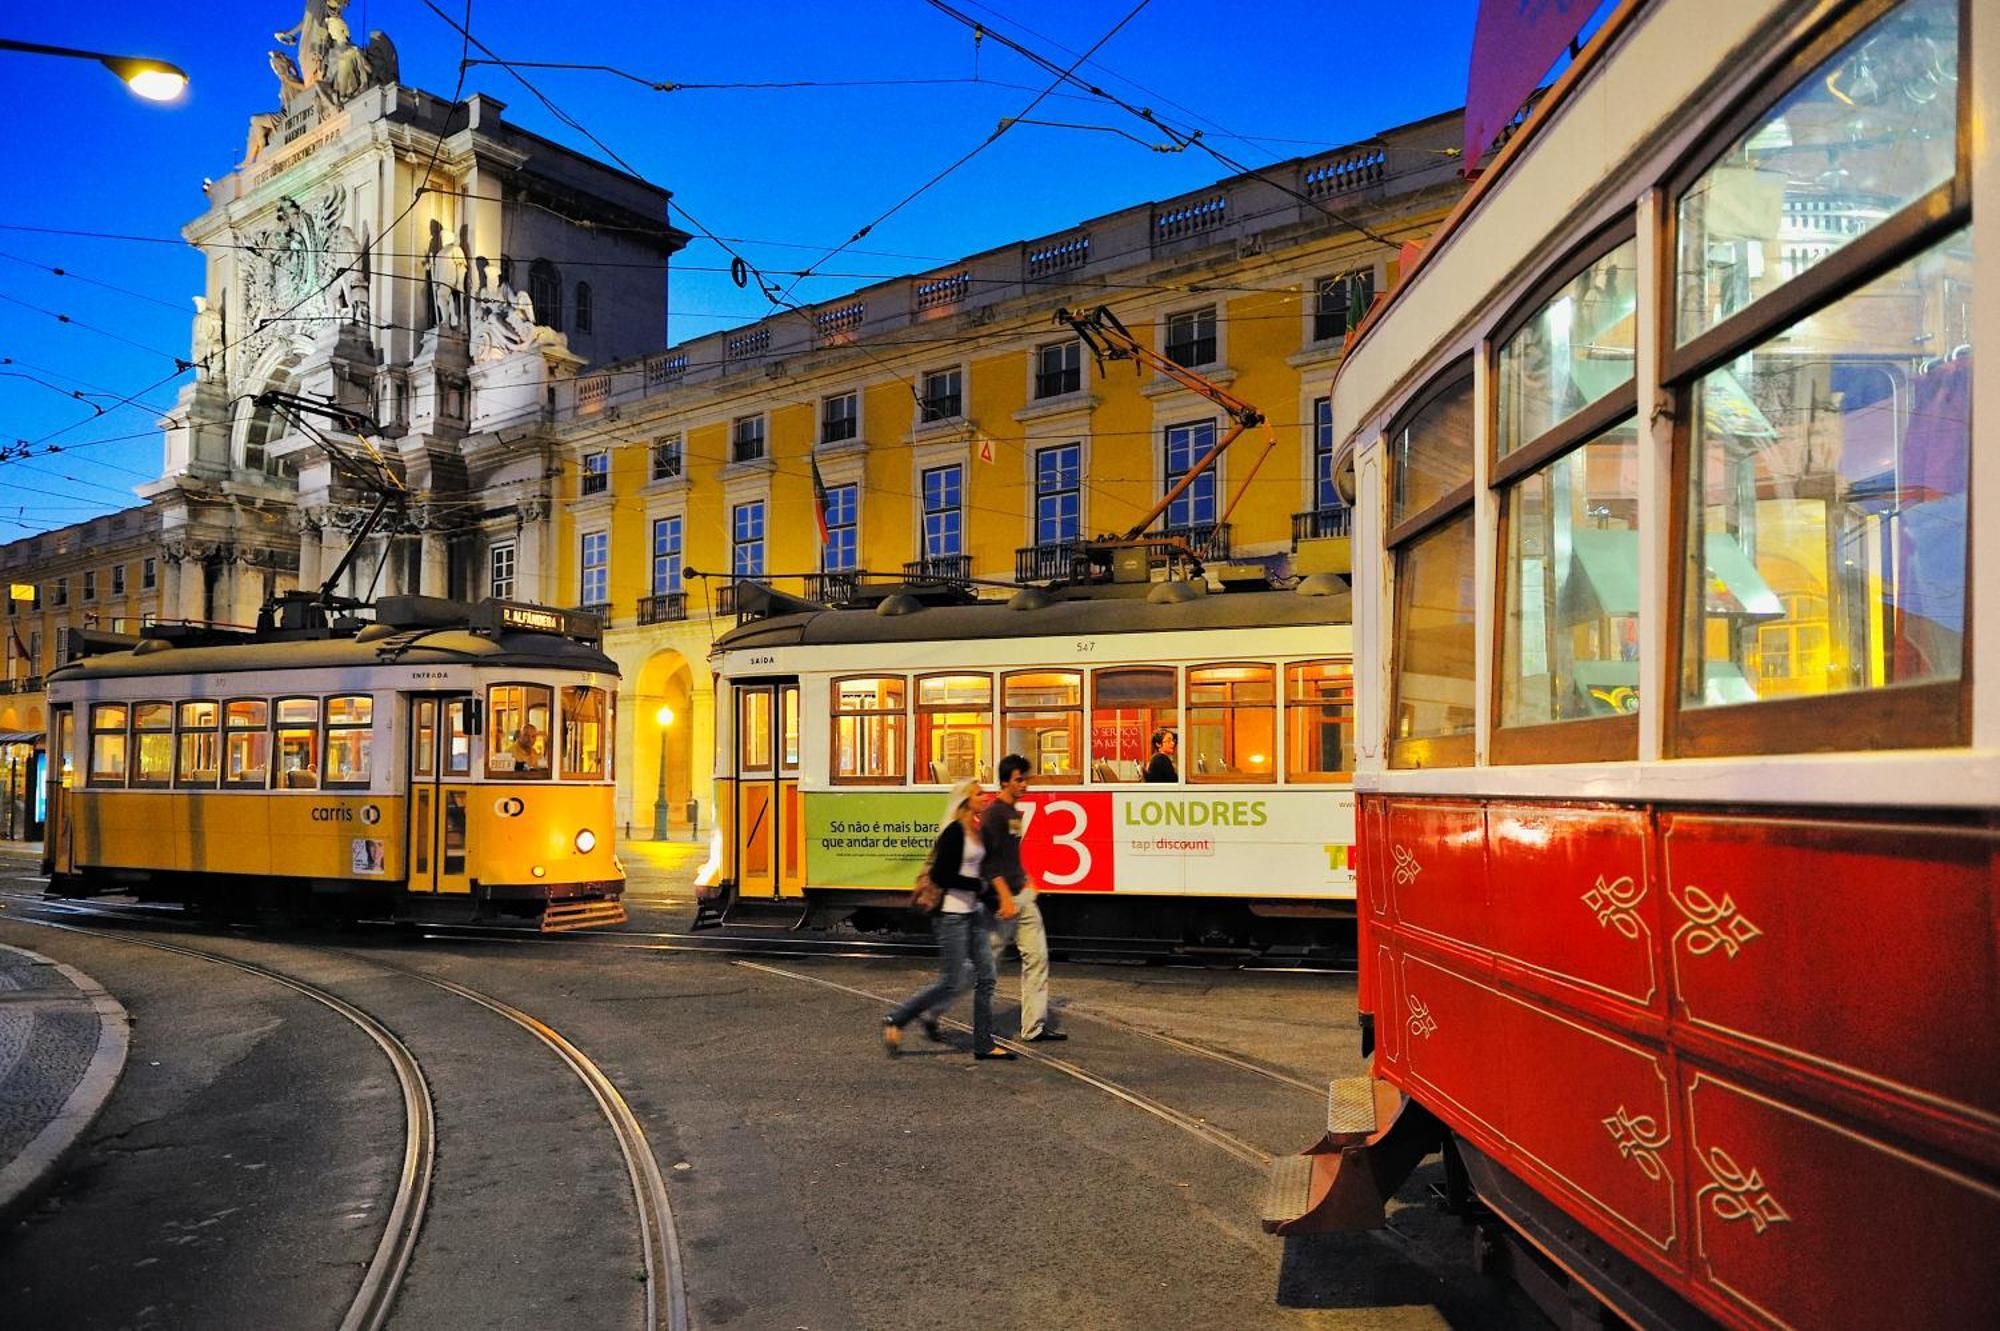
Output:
[0, 847, 1546, 1330]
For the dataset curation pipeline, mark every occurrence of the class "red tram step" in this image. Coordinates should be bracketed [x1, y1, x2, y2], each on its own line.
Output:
[1260, 1076, 1442, 1235]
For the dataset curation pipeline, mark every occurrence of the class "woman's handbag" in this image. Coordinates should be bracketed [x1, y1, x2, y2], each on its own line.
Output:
[909, 861, 943, 915]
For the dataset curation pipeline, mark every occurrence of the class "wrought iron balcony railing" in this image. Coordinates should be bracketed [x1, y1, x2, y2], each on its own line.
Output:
[902, 554, 973, 584]
[1291, 506, 1352, 545]
[1015, 541, 1089, 584]
[802, 572, 861, 604]
[637, 592, 687, 625]
[1160, 521, 1231, 562]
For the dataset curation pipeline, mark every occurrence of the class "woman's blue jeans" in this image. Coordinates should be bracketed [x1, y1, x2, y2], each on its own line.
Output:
[887, 910, 995, 1051]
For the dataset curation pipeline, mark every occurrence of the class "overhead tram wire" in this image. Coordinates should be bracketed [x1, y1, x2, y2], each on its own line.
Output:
[774, 0, 1156, 305]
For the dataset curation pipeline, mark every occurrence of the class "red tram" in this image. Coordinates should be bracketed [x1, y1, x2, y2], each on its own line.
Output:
[1263, 3, 1996, 1328]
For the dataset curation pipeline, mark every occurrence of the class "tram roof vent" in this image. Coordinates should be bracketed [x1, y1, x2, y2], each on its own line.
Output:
[1008, 587, 1053, 612]
[876, 592, 926, 617]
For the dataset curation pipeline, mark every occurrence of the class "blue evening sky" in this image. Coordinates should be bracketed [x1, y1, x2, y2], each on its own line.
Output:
[0, 0, 1481, 536]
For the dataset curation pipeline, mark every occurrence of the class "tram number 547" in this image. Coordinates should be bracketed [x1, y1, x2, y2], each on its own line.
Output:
[1017, 794, 1115, 893]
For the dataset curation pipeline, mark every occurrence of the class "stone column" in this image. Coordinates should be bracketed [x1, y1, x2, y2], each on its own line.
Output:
[420, 529, 447, 597]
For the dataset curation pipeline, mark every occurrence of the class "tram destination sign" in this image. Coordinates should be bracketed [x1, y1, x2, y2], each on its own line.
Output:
[803, 788, 1355, 899]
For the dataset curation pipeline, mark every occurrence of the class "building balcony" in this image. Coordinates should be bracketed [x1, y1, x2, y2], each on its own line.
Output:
[0, 675, 44, 696]
[902, 554, 972, 585]
[713, 583, 738, 618]
[802, 572, 861, 604]
[575, 602, 611, 626]
[636, 592, 687, 625]
[1292, 506, 1352, 545]
[1015, 541, 1090, 584]
[1161, 522, 1231, 562]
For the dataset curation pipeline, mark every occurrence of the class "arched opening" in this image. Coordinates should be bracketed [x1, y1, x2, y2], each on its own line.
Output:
[238, 356, 304, 479]
[529, 259, 562, 331]
[635, 648, 694, 838]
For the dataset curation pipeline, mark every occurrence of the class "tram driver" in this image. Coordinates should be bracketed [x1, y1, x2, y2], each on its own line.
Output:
[509, 721, 547, 774]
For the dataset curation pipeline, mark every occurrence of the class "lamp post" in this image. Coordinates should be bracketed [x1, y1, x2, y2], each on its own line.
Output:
[652, 704, 674, 840]
[0, 39, 188, 101]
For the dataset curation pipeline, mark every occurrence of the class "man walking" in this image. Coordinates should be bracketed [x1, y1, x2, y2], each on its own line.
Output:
[982, 754, 1065, 1042]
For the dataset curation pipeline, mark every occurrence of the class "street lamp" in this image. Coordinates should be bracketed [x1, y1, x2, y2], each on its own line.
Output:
[652, 704, 674, 840]
[0, 38, 188, 102]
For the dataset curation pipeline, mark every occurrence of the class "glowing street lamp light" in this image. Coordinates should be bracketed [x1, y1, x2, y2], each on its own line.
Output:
[652, 705, 675, 840]
[0, 38, 188, 102]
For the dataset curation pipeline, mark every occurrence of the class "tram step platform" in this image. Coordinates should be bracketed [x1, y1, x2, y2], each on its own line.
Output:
[1261, 1078, 1443, 1236]
[541, 899, 628, 933]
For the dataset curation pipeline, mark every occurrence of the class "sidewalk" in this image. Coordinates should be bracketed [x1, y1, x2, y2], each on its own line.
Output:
[0, 941, 130, 1229]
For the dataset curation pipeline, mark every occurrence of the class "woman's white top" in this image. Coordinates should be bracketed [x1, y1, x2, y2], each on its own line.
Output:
[943, 830, 984, 914]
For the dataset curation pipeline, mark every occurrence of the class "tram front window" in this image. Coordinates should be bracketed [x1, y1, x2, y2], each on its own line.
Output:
[276, 697, 320, 789]
[917, 673, 992, 784]
[1003, 671, 1081, 779]
[488, 684, 552, 778]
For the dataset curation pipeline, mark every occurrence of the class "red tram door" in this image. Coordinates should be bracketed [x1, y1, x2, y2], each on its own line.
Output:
[732, 681, 802, 902]
[407, 694, 474, 896]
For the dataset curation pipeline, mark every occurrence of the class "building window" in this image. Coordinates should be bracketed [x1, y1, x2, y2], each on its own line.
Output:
[1035, 340, 1081, 399]
[580, 450, 609, 496]
[920, 367, 962, 423]
[823, 483, 858, 573]
[651, 516, 683, 595]
[732, 414, 766, 463]
[580, 531, 608, 607]
[922, 465, 963, 558]
[821, 391, 858, 444]
[651, 436, 683, 481]
[54, 577, 68, 607]
[1163, 421, 1218, 528]
[489, 542, 516, 601]
[1313, 270, 1375, 342]
[529, 258, 562, 330]
[732, 501, 766, 578]
[142, 557, 157, 590]
[111, 564, 126, 596]
[1035, 444, 1081, 545]
[574, 281, 593, 333]
[1164, 306, 1216, 367]
[1312, 397, 1341, 512]
[82, 571, 96, 602]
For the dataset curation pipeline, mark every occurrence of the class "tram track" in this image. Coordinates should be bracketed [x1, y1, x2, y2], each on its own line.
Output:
[9, 916, 434, 1331]
[5, 902, 689, 1331]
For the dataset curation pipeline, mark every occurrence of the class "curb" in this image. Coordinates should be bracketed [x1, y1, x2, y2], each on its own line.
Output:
[0, 944, 131, 1230]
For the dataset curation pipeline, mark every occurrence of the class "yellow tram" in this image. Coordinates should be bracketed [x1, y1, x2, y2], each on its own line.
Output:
[41, 595, 626, 930]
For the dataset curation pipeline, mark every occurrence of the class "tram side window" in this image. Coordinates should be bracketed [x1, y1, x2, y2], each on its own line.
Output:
[224, 700, 269, 787]
[131, 702, 174, 786]
[488, 684, 552, 778]
[916, 674, 992, 784]
[740, 689, 773, 771]
[177, 701, 220, 788]
[561, 686, 607, 780]
[1090, 667, 1176, 782]
[1670, 0, 1969, 755]
[88, 703, 128, 787]
[1285, 662, 1353, 783]
[1185, 665, 1275, 782]
[444, 700, 473, 776]
[324, 695, 372, 788]
[831, 676, 906, 784]
[276, 697, 320, 789]
[1002, 670, 1081, 780]
[1386, 366, 1476, 767]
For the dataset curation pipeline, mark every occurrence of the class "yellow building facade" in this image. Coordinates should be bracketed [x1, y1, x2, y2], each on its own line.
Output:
[547, 113, 1470, 835]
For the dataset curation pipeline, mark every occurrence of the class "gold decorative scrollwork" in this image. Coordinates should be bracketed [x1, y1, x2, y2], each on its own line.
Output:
[1392, 844, 1422, 887]
[1696, 1145, 1791, 1234]
[1672, 884, 1762, 959]
[1582, 874, 1647, 941]
[1602, 1105, 1671, 1182]
[1406, 993, 1438, 1039]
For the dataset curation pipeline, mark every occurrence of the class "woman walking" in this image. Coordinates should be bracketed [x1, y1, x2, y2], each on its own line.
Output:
[883, 778, 1018, 1060]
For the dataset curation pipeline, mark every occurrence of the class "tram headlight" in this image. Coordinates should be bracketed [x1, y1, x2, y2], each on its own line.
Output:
[574, 828, 597, 854]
